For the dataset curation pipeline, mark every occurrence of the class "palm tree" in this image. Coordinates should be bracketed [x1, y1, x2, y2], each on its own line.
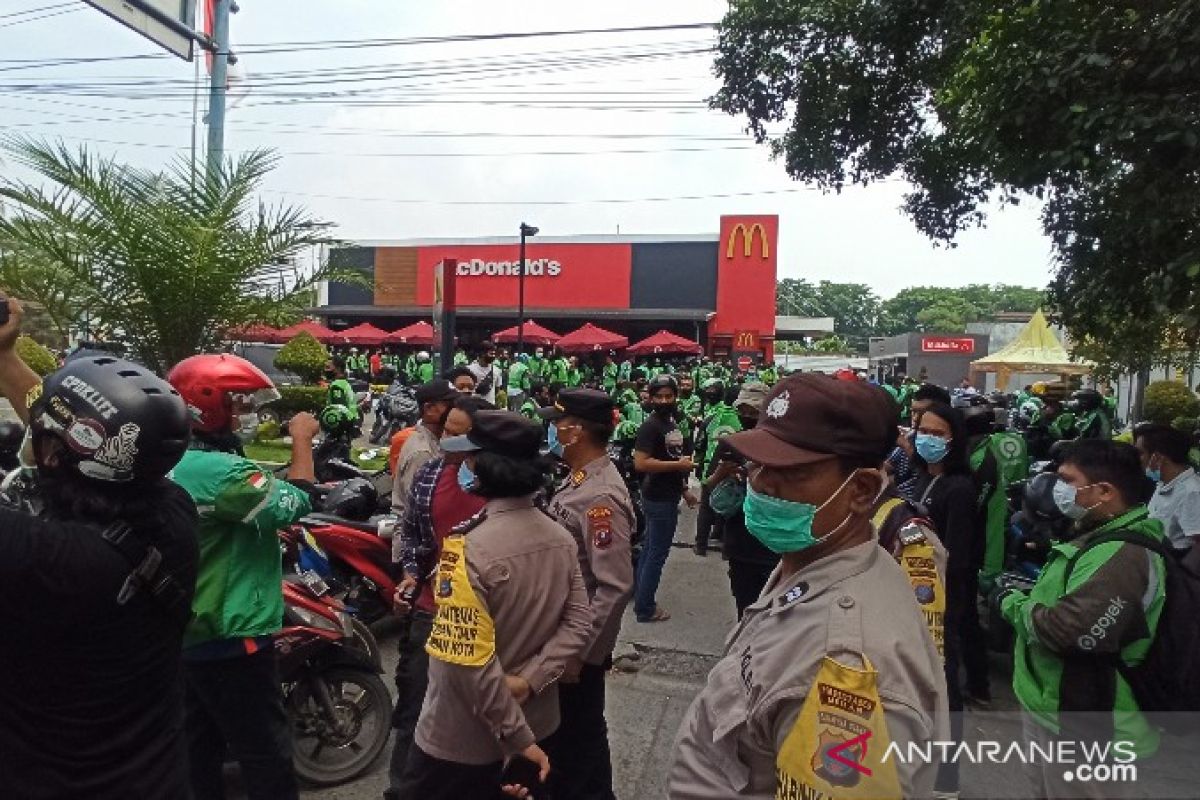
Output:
[0, 138, 357, 372]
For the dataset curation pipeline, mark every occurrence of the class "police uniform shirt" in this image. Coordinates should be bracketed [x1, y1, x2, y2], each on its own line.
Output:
[413, 496, 592, 765]
[669, 541, 949, 800]
[547, 455, 636, 665]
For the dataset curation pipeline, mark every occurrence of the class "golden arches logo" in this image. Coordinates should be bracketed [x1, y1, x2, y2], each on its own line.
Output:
[726, 222, 770, 259]
[734, 331, 757, 349]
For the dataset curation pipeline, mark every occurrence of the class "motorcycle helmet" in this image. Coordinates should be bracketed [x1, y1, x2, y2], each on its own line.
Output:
[168, 354, 280, 433]
[700, 377, 724, 403]
[1021, 471, 1073, 539]
[1067, 388, 1102, 414]
[961, 404, 996, 437]
[416, 351, 431, 363]
[29, 355, 191, 483]
[648, 374, 679, 395]
[322, 477, 378, 520]
[319, 404, 359, 438]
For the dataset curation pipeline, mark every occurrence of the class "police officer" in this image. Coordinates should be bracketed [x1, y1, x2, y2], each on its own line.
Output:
[539, 389, 635, 800]
[671, 374, 949, 799]
[396, 411, 592, 800]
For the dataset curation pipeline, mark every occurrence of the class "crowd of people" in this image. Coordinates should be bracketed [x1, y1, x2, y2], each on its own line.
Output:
[2, 297, 1197, 800]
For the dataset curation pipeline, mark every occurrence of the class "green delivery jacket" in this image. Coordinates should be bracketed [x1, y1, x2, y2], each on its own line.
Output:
[1001, 508, 1166, 756]
[970, 432, 1029, 588]
[701, 402, 742, 477]
[172, 448, 313, 649]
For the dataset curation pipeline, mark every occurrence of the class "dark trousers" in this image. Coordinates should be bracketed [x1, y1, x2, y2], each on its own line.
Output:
[185, 649, 299, 800]
[937, 573, 986, 794]
[397, 744, 530, 800]
[694, 485, 724, 552]
[634, 498, 680, 619]
[542, 662, 615, 800]
[728, 559, 775, 619]
[386, 613, 435, 799]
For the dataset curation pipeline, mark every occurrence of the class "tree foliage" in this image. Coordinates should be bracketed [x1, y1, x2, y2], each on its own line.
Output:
[778, 279, 1043, 346]
[0, 139, 363, 372]
[1143, 381, 1200, 425]
[275, 332, 329, 384]
[716, 1, 1200, 368]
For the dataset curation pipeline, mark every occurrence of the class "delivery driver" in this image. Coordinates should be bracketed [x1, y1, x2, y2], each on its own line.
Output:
[670, 373, 949, 799]
[540, 389, 636, 800]
[395, 411, 592, 799]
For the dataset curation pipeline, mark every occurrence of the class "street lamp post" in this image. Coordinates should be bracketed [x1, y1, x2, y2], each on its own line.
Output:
[517, 222, 539, 354]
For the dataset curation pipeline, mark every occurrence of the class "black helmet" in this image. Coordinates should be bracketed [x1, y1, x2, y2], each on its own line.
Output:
[322, 477, 377, 520]
[647, 374, 679, 395]
[29, 355, 190, 483]
[961, 404, 996, 437]
[1020, 472, 1073, 539]
[1067, 388, 1102, 413]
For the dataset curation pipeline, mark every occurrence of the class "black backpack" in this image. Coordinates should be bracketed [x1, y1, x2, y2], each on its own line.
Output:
[1065, 530, 1200, 733]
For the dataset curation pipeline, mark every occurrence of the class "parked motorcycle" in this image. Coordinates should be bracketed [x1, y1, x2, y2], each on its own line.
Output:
[277, 571, 391, 786]
[369, 380, 419, 446]
[295, 478, 398, 626]
[277, 573, 391, 786]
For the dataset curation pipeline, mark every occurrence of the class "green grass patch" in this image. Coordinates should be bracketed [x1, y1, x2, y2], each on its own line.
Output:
[244, 440, 388, 473]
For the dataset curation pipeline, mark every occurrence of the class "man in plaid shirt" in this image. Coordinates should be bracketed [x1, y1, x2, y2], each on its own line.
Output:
[385, 396, 492, 800]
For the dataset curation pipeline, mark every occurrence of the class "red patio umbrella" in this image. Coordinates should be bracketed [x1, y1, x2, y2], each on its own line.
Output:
[491, 320, 561, 347]
[384, 320, 435, 346]
[229, 323, 283, 343]
[335, 322, 389, 347]
[627, 330, 703, 356]
[275, 320, 338, 344]
[555, 322, 628, 353]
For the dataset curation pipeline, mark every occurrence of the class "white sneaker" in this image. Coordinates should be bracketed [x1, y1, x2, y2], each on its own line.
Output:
[931, 791, 960, 800]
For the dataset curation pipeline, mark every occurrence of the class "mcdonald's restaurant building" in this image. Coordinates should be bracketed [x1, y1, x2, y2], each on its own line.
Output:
[316, 215, 779, 359]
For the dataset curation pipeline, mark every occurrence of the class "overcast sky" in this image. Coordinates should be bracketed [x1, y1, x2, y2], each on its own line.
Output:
[0, 0, 1055, 298]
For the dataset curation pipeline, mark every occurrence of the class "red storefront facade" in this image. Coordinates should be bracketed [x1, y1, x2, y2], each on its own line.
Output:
[319, 214, 779, 359]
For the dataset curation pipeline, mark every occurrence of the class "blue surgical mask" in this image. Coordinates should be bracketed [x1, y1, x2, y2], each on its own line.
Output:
[915, 433, 949, 464]
[457, 461, 477, 493]
[1146, 467, 1162, 484]
[546, 423, 563, 458]
[741, 471, 862, 554]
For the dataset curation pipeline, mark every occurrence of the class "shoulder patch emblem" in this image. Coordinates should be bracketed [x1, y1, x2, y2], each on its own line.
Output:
[588, 505, 614, 549]
[571, 469, 587, 487]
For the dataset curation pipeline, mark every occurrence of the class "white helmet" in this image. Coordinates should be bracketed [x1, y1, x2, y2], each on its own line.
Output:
[416, 351, 430, 362]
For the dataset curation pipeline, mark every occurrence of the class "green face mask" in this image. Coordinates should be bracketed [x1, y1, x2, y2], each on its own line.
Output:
[742, 471, 862, 554]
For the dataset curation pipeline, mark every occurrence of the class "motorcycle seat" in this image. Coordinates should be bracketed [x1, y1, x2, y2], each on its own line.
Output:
[302, 513, 380, 536]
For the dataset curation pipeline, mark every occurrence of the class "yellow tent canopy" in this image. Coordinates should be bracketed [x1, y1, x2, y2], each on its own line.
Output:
[969, 309, 1092, 389]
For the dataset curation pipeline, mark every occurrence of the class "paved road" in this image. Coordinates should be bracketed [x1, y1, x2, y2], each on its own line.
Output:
[228, 485, 1198, 800]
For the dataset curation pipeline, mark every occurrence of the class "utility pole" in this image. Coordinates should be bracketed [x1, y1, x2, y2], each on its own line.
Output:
[206, 0, 232, 177]
[516, 222, 539, 354]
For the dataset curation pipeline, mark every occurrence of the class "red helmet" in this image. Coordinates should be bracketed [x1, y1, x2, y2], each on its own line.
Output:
[167, 354, 279, 433]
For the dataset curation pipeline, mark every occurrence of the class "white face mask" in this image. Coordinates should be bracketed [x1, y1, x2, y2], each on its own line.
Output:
[236, 413, 260, 443]
[1052, 480, 1100, 521]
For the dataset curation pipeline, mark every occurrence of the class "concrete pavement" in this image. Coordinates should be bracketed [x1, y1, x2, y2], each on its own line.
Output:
[258, 500, 1200, 800]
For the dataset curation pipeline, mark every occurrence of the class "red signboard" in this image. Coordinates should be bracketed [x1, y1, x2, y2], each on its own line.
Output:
[711, 216, 779, 359]
[921, 336, 976, 355]
[415, 243, 632, 309]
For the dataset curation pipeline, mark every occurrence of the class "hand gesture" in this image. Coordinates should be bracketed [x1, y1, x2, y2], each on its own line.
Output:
[288, 411, 320, 442]
[392, 575, 417, 616]
[0, 296, 23, 355]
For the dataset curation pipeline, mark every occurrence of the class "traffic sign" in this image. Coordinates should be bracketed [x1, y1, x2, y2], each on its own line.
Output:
[85, 0, 199, 61]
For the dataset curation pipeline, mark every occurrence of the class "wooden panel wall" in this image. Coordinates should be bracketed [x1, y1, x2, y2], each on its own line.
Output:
[374, 247, 418, 306]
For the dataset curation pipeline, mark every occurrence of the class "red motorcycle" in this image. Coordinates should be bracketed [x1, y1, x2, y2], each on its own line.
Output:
[277, 574, 392, 786]
[290, 477, 399, 626]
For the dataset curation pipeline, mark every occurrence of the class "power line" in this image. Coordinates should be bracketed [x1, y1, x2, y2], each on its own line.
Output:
[258, 186, 840, 207]
[0, 2, 76, 21]
[0, 21, 715, 69]
[31, 132, 757, 158]
[0, 4, 80, 30]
